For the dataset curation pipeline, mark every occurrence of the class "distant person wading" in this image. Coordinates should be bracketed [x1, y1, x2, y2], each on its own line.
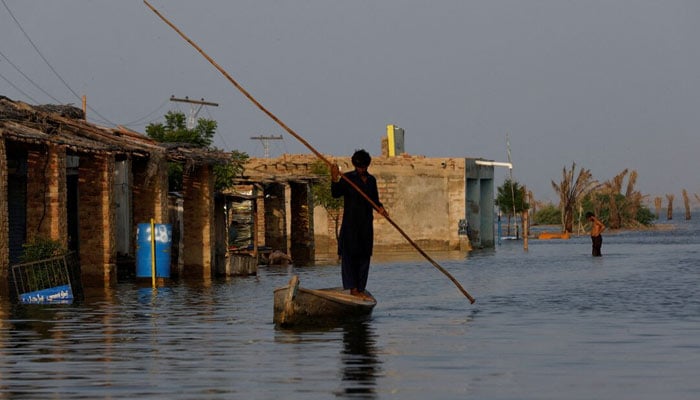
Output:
[331, 149, 387, 300]
[586, 211, 605, 257]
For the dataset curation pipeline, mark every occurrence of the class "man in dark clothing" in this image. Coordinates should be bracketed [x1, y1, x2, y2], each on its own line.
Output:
[331, 149, 387, 299]
[586, 211, 605, 257]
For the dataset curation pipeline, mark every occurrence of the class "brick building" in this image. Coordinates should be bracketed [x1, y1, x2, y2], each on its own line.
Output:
[0, 97, 227, 298]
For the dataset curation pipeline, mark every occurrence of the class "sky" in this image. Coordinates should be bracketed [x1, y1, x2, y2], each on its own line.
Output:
[1, 1, 698, 204]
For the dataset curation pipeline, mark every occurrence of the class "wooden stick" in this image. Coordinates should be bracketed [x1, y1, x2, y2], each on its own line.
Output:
[143, 0, 475, 303]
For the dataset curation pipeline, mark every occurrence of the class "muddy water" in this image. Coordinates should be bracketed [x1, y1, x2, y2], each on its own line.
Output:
[1, 216, 699, 399]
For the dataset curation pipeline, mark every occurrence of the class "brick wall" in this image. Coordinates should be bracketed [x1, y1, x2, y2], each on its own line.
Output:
[245, 154, 468, 256]
[78, 153, 116, 287]
[182, 165, 214, 278]
[290, 181, 314, 265]
[21, 145, 67, 246]
[132, 156, 169, 228]
[25, 147, 47, 240]
[0, 138, 8, 296]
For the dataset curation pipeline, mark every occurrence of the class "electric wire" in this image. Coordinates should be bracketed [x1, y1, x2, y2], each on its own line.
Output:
[204, 106, 231, 150]
[1, 0, 116, 125]
[0, 68, 39, 103]
[119, 98, 170, 127]
[0, 48, 61, 103]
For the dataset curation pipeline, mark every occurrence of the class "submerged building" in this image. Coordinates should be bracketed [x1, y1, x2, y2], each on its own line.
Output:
[0, 97, 228, 298]
[239, 152, 496, 264]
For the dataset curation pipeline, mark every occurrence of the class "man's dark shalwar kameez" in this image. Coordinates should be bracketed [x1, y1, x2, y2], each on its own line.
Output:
[331, 170, 382, 292]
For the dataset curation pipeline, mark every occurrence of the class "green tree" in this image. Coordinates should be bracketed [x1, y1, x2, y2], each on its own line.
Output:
[496, 179, 529, 237]
[580, 168, 654, 229]
[214, 150, 249, 192]
[146, 111, 247, 192]
[309, 161, 343, 241]
[533, 203, 561, 225]
[146, 111, 216, 147]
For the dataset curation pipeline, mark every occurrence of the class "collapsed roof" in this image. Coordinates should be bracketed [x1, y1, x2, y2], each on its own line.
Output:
[0, 96, 229, 166]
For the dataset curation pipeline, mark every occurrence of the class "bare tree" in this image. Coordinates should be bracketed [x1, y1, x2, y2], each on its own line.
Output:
[603, 169, 628, 229]
[551, 162, 599, 233]
[682, 189, 691, 220]
[624, 170, 644, 224]
[654, 196, 663, 219]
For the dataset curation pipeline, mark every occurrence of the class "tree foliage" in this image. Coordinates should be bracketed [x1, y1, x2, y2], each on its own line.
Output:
[533, 203, 561, 225]
[146, 111, 247, 192]
[551, 162, 599, 232]
[214, 150, 249, 192]
[549, 165, 654, 231]
[496, 179, 529, 237]
[580, 168, 653, 229]
[146, 111, 216, 147]
[496, 179, 529, 216]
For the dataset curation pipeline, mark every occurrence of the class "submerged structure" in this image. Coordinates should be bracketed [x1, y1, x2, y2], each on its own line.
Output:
[0, 96, 228, 298]
[239, 152, 496, 263]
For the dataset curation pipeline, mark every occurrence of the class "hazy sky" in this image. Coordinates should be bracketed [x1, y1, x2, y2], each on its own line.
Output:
[1, 1, 698, 203]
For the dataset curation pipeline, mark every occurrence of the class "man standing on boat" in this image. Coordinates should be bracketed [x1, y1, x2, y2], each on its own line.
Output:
[331, 149, 387, 299]
[586, 211, 605, 257]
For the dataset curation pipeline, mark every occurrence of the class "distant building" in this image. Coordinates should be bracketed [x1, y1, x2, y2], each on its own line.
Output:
[240, 153, 495, 265]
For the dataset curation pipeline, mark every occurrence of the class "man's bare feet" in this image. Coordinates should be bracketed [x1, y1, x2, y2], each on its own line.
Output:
[350, 288, 372, 301]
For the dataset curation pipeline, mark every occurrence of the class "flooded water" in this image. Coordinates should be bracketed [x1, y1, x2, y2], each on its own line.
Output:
[1, 215, 699, 399]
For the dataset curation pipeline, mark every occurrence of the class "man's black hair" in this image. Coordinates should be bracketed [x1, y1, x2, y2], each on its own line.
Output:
[351, 149, 371, 168]
[585, 211, 594, 219]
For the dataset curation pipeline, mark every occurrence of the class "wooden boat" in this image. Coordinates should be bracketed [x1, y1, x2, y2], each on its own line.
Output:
[273, 275, 376, 327]
[538, 231, 570, 240]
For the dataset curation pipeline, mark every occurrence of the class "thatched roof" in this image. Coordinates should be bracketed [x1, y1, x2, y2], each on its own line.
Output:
[0, 96, 229, 165]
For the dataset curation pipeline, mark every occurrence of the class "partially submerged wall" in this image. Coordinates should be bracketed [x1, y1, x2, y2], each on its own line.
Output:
[244, 154, 470, 258]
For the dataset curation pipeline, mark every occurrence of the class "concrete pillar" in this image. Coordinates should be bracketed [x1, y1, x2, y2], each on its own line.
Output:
[465, 158, 495, 249]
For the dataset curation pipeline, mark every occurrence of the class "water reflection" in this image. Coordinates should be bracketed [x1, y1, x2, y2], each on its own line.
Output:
[1, 217, 698, 399]
[338, 320, 381, 399]
[274, 319, 382, 399]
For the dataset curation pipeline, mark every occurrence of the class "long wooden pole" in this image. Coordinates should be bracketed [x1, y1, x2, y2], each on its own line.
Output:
[143, 0, 475, 303]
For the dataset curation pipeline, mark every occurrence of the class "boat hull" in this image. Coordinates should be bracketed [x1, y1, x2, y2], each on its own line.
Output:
[273, 277, 376, 327]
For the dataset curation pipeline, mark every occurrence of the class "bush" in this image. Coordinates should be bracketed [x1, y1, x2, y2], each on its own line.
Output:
[636, 206, 655, 226]
[533, 204, 560, 225]
[20, 237, 66, 263]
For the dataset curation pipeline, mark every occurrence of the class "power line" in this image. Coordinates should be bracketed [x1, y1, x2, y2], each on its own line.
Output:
[1, 0, 115, 125]
[119, 98, 171, 127]
[0, 68, 39, 103]
[203, 106, 230, 150]
[169, 95, 218, 129]
[0, 48, 61, 103]
[250, 135, 283, 158]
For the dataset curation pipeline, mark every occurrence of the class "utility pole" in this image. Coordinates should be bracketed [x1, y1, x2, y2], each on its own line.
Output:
[250, 135, 283, 158]
[170, 95, 219, 129]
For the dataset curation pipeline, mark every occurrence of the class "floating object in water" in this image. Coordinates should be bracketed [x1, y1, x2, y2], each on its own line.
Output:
[538, 231, 570, 240]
